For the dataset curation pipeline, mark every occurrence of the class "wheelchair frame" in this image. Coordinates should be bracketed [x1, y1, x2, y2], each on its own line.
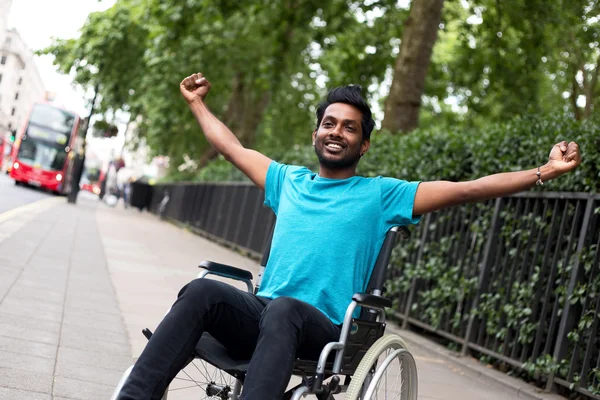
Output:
[111, 225, 417, 400]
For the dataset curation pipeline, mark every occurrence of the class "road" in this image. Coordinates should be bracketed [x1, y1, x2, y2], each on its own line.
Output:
[0, 172, 55, 214]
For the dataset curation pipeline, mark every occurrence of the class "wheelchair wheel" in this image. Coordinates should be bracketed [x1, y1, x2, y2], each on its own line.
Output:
[345, 334, 417, 400]
[165, 358, 241, 399]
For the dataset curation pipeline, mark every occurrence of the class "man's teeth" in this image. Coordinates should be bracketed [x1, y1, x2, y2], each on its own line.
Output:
[327, 143, 342, 149]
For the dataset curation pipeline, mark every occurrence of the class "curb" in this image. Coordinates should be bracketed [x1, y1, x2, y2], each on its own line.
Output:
[386, 324, 566, 400]
[0, 197, 64, 245]
[0, 196, 63, 224]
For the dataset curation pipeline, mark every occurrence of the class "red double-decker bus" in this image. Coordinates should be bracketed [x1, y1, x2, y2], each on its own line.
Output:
[9, 102, 82, 194]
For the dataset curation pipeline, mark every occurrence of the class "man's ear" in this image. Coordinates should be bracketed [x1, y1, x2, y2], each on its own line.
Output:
[312, 130, 317, 146]
[361, 139, 370, 156]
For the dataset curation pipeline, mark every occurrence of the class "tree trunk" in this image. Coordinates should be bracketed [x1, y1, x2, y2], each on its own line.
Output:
[572, 76, 582, 121]
[570, 62, 582, 121]
[584, 54, 600, 118]
[382, 0, 445, 134]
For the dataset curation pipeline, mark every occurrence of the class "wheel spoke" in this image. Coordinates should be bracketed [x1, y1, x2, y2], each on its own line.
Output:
[372, 353, 407, 399]
[172, 376, 202, 383]
[169, 384, 204, 391]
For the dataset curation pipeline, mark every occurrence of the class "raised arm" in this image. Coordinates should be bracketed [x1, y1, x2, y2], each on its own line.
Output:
[180, 73, 271, 189]
[412, 141, 582, 216]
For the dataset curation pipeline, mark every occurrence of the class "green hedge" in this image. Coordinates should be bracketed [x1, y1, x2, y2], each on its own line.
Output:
[192, 113, 599, 192]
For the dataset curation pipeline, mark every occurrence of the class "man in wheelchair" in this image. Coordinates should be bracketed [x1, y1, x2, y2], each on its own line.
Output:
[115, 72, 581, 399]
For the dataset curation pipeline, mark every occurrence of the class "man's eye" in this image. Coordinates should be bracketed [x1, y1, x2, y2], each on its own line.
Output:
[323, 122, 333, 127]
[346, 126, 356, 132]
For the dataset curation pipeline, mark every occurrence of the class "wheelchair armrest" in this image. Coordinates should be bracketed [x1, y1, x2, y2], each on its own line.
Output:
[198, 261, 254, 281]
[352, 292, 392, 310]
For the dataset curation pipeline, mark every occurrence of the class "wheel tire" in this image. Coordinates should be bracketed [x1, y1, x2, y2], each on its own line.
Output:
[345, 334, 418, 400]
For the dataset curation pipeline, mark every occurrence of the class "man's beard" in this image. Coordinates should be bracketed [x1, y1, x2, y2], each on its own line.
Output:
[314, 143, 361, 170]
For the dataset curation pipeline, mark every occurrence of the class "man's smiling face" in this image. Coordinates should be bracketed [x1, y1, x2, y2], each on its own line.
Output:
[313, 103, 370, 171]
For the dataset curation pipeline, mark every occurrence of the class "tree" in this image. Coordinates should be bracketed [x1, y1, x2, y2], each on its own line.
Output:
[382, 0, 445, 133]
[544, 0, 600, 119]
[42, 0, 596, 181]
[91, 120, 119, 138]
[439, 0, 599, 123]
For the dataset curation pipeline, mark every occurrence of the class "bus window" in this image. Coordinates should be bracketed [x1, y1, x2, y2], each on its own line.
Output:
[29, 103, 75, 134]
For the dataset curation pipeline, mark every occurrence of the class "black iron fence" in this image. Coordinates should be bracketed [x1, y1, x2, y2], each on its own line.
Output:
[149, 183, 274, 256]
[389, 192, 600, 399]
[148, 182, 600, 398]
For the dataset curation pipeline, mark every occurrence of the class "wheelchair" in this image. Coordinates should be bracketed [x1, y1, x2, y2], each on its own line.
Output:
[111, 226, 418, 399]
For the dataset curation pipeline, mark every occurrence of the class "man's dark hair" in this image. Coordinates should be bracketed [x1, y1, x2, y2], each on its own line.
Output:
[315, 85, 375, 141]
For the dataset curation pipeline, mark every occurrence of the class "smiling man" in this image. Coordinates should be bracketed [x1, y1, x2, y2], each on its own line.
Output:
[116, 73, 581, 400]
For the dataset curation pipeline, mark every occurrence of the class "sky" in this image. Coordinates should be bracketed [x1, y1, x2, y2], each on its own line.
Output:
[7, 0, 116, 116]
[7, 0, 128, 168]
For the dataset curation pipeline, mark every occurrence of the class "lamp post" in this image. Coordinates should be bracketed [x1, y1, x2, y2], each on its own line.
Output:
[67, 84, 99, 204]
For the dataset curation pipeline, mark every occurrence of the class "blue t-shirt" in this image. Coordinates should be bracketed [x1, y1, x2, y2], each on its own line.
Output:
[256, 161, 421, 325]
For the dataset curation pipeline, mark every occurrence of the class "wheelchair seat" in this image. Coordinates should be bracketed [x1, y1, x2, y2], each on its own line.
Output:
[194, 333, 249, 380]
[194, 332, 338, 380]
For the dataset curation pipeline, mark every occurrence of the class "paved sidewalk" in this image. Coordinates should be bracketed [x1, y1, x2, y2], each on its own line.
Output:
[0, 195, 567, 399]
[0, 196, 131, 400]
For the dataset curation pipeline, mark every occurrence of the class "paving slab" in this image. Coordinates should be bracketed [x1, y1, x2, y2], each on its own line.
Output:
[52, 376, 116, 400]
[0, 366, 54, 394]
[0, 350, 55, 374]
[0, 387, 51, 400]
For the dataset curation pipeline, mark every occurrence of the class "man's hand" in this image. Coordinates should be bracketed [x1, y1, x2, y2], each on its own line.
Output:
[180, 72, 211, 104]
[546, 141, 581, 177]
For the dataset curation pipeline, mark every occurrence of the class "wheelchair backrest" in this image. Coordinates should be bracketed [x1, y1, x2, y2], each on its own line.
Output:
[255, 225, 410, 296]
[364, 226, 410, 294]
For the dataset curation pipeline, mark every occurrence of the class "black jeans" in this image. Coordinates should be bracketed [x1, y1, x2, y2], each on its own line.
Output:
[118, 279, 341, 399]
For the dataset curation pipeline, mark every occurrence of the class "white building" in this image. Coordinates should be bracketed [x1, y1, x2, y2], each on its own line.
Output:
[0, 0, 45, 137]
[0, 27, 45, 136]
[0, 0, 9, 43]
[0, 0, 11, 137]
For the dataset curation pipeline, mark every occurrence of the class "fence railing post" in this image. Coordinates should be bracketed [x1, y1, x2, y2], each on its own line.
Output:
[232, 185, 251, 245]
[245, 189, 263, 250]
[546, 195, 595, 391]
[176, 185, 186, 221]
[222, 185, 239, 241]
[462, 198, 503, 356]
[402, 213, 431, 329]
